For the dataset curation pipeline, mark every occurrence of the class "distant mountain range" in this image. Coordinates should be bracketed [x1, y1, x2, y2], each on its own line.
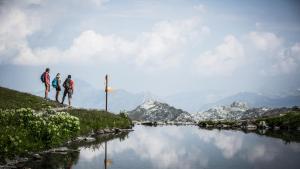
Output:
[199, 92, 300, 111]
[127, 100, 298, 122]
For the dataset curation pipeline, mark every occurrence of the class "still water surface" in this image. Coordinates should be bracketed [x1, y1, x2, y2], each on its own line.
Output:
[71, 125, 300, 169]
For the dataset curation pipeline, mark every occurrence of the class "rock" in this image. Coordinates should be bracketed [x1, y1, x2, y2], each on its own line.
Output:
[274, 126, 280, 130]
[222, 124, 230, 128]
[54, 147, 69, 152]
[32, 154, 42, 160]
[84, 137, 96, 142]
[104, 129, 112, 133]
[258, 121, 268, 129]
[297, 127, 300, 131]
[77, 136, 84, 141]
[55, 152, 68, 155]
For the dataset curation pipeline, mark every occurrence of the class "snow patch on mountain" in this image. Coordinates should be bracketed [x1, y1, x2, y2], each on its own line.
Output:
[193, 101, 251, 121]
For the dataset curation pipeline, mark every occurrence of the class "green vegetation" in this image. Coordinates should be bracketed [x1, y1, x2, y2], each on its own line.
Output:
[0, 86, 61, 110]
[63, 109, 132, 135]
[0, 108, 79, 157]
[198, 120, 238, 127]
[256, 111, 300, 129]
[198, 111, 300, 130]
[0, 86, 132, 159]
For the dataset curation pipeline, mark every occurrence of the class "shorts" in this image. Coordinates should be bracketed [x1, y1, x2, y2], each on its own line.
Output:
[63, 89, 73, 98]
[56, 86, 61, 92]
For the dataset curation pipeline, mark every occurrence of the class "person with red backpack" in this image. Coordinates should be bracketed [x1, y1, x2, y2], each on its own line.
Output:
[41, 68, 50, 100]
[61, 75, 74, 107]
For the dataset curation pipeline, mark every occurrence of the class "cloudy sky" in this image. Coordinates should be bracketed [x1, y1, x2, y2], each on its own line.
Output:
[0, 0, 300, 98]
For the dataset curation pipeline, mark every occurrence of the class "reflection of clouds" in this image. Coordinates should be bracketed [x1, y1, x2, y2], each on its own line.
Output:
[247, 144, 266, 162]
[108, 126, 208, 169]
[288, 143, 300, 152]
[194, 129, 243, 159]
[75, 126, 300, 169]
[245, 143, 280, 163]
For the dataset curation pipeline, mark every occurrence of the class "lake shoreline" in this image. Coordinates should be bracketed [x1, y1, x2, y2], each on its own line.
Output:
[0, 128, 133, 169]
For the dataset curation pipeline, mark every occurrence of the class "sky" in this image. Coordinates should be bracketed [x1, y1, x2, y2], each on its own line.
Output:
[0, 0, 300, 98]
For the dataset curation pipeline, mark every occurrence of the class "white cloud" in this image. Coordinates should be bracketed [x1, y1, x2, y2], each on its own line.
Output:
[8, 18, 208, 71]
[89, 0, 110, 6]
[0, 1, 42, 64]
[194, 35, 244, 76]
[247, 31, 283, 51]
[193, 4, 206, 13]
[270, 43, 300, 74]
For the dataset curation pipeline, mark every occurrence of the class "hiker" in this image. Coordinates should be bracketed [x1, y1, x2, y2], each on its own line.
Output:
[52, 73, 61, 102]
[61, 75, 74, 107]
[41, 68, 50, 100]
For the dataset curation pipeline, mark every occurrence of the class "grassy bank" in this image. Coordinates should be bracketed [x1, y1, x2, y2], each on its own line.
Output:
[64, 109, 132, 135]
[256, 110, 300, 129]
[0, 86, 132, 158]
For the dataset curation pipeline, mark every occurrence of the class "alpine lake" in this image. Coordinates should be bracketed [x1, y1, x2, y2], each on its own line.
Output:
[24, 125, 300, 169]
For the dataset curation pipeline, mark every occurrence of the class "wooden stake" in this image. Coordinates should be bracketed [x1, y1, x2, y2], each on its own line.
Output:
[105, 74, 108, 112]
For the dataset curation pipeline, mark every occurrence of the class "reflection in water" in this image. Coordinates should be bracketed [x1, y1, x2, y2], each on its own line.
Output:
[23, 126, 300, 169]
[72, 126, 300, 169]
[104, 141, 113, 169]
[24, 151, 80, 169]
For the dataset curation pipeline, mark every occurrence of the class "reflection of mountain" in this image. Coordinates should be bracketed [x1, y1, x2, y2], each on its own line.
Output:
[127, 100, 194, 122]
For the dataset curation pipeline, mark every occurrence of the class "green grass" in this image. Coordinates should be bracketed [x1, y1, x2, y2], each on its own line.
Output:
[64, 109, 132, 135]
[0, 86, 132, 159]
[256, 111, 300, 129]
[0, 86, 132, 134]
[0, 86, 62, 110]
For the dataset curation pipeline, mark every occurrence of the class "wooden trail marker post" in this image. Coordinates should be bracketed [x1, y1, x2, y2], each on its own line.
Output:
[105, 74, 108, 112]
[104, 74, 109, 169]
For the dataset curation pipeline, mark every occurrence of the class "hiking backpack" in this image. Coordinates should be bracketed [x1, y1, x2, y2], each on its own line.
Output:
[40, 73, 45, 83]
[63, 79, 71, 89]
[52, 78, 58, 88]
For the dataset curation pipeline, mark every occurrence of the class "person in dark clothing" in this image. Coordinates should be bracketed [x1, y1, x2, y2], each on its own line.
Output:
[61, 75, 74, 107]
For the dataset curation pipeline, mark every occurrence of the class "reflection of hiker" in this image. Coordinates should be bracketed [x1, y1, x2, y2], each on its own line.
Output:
[41, 68, 50, 100]
[52, 73, 61, 102]
[61, 75, 74, 107]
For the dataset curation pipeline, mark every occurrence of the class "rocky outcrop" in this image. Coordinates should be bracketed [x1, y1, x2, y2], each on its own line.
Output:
[127, 100, 194, 122]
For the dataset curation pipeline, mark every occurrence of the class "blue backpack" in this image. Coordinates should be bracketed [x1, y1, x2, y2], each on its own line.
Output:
[52, 78, 58, 88]
[40, 73, 45, 83]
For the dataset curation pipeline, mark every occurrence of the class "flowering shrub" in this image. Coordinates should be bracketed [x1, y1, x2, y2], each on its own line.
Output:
[0, 108, 80, 156]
